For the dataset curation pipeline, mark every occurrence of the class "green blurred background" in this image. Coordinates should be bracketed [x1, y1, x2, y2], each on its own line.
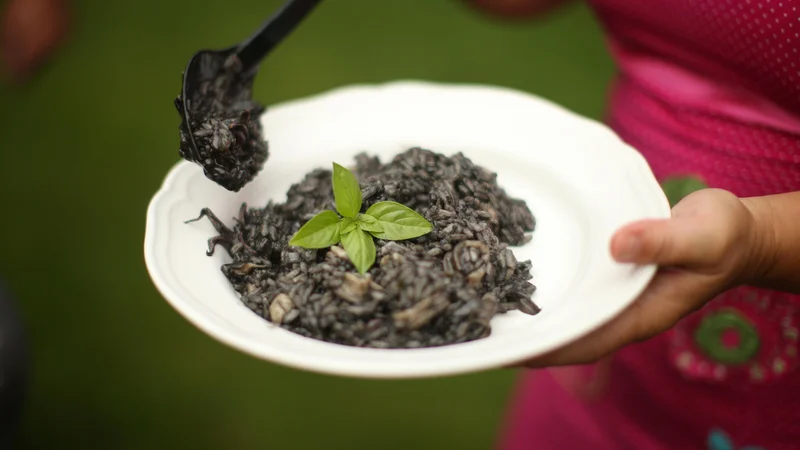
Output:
[0, 0, 614, 448]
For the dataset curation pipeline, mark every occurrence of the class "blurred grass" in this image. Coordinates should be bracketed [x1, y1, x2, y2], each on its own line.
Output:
[0, 0, 614, 448]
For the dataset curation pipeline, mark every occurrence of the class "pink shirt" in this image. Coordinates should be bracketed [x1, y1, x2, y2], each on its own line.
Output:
[500, 1, 800, 449]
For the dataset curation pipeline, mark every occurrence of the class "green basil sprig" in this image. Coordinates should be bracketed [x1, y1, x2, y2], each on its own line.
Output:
[289, 163, 433, 274]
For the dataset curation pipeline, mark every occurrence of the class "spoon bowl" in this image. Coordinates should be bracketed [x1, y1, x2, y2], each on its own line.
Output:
[175, 0, 323, 192]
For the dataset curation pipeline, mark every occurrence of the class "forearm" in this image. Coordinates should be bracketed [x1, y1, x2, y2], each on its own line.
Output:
[461, 0, 576, 19]
[743, 191, 800, 294]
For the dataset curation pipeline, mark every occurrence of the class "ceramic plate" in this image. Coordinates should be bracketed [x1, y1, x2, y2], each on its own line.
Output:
[144, 80, 670, 379]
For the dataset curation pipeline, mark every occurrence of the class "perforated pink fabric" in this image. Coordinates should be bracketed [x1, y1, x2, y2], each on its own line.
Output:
[499, 1, 800, 449]
[594, 0, 800, 197]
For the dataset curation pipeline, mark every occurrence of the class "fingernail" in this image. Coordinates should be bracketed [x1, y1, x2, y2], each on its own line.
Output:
[616, 236, 641, 262]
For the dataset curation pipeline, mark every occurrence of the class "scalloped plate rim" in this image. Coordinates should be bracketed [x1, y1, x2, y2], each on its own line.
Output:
[144, 80, 671, 379]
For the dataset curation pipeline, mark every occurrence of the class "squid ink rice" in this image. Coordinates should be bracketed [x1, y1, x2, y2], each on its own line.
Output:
[189, 147, 539, 348]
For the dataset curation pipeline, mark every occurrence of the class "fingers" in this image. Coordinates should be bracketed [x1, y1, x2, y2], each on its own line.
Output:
[522, 270, 716, 368]
[610, 218, 724, 268]
[517, 190, 746, 369]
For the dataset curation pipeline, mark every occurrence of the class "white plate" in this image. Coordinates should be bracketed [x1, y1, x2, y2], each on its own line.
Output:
[144, 80, 670, 379]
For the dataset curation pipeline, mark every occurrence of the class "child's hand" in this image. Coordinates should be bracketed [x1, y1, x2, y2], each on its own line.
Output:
[521, 188, 772, 368]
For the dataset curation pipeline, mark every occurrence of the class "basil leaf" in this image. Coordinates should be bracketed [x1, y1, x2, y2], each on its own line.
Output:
[332, 162, 362, 218]
[364, 201, 433, 241]
[340, 217, 358, 234]
[340, 229, 376, 274]
[356, 213, 384, 234]
[288, 210, 342, 248]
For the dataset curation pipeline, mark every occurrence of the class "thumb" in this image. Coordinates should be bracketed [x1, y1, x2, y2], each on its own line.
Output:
[610, 217, 723, 268]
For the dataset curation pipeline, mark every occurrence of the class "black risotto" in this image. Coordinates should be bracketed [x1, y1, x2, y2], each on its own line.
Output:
[190, 147, 540, 348]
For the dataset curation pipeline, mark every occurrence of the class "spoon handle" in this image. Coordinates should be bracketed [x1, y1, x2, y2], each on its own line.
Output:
[235, 0, 323, 71]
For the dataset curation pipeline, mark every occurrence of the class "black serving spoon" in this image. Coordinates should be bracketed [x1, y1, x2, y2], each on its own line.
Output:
[175, 0, 323, 192]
